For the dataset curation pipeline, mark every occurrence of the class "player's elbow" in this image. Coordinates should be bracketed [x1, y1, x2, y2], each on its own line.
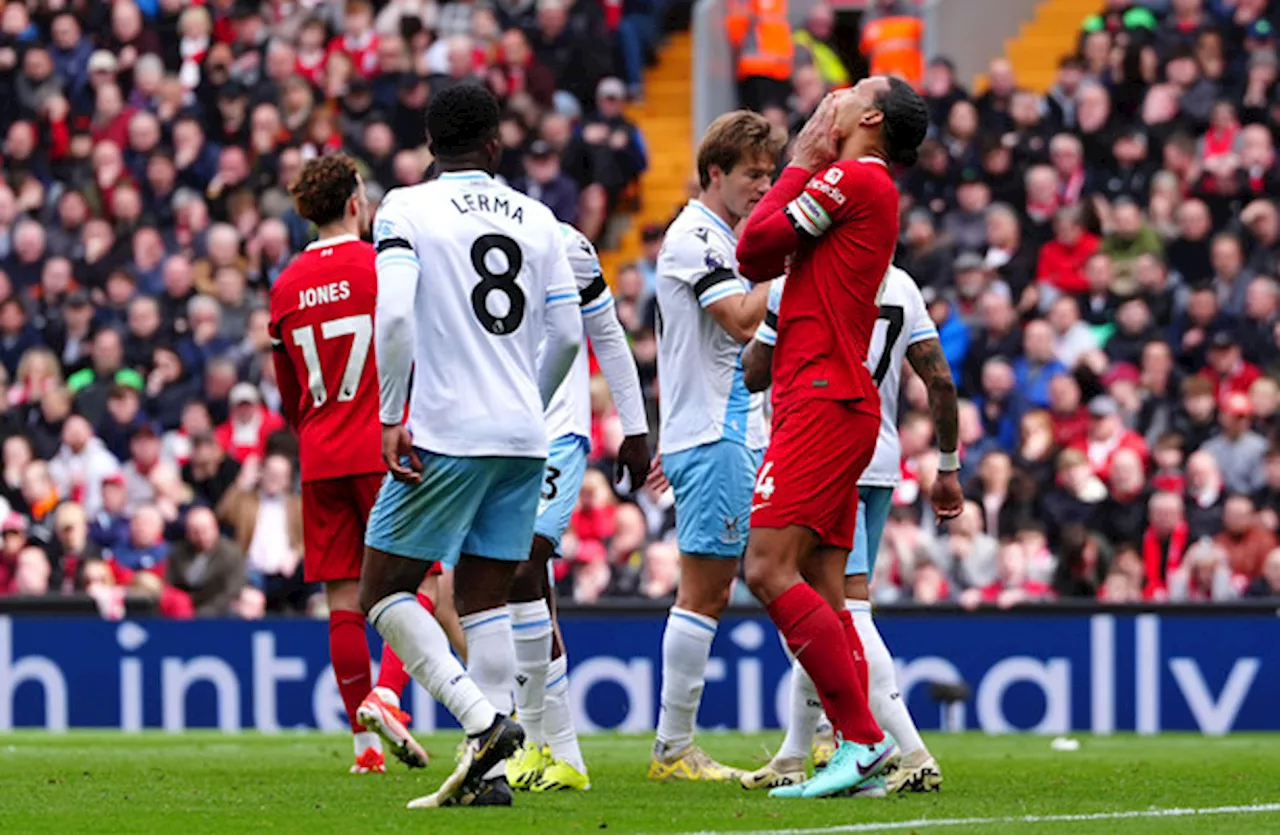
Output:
[928, 371, 958, 401]
[734, 246, 775, 284]
[726, 319, 757, 346]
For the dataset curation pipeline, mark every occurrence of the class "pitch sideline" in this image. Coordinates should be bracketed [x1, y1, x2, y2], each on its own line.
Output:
[680, 802, 1280, 835]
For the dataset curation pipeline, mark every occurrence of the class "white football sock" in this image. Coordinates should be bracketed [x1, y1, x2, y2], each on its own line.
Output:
[655, 606, 716, 755]
[368, 592, 494, 736]
[461, 605, 517, 779]
[848, 598, 925, 756]
[544, 654, 587, 772]
[778, 658, 823, 761]
[510, 600, 553, 745]
[353, 731, 383, 756]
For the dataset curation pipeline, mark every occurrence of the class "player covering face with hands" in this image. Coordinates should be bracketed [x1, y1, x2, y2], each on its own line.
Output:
[735, 79, 930, 799]
[740, 265, 961, 796]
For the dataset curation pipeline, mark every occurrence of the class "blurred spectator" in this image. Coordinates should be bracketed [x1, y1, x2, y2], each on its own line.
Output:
[928, 500, 998, 589]
[51, 501, 102, 594]
[793, 3, 848, 88]
[1075, 395, 1148, 481]
[112, 504, 168, 572]
[1035, 206, 1100, 299]
[48, 415, 120, 517]
[959, 538, 1054, 609]
[1168, 539, 1237, 601]
[1214, 494, 1275, 580]
[1185, 450, 1226, 540]
[167, 505, 246, 616]
[215, 382, 285, 464]
[513, 140, 579, 226]
[89, 473, 131, 554]
[1201, 392, 1267, 494]
[183, 431, 240, 508]
[1244, 548, 1280, 598]
[727, 0, 794, 111]
[1054, 523, 1109, 598]
[216, 454, 306, 613]
[1013, 320, 1067, 410]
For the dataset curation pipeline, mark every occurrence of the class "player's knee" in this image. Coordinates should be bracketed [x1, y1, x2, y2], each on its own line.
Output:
[326, 579, 361, 613]
[743, 552, 780, 603]
[673, 576, 732, 618]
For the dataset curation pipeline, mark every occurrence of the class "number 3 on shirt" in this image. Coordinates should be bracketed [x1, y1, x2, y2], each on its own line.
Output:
[291, 314, 373, 407]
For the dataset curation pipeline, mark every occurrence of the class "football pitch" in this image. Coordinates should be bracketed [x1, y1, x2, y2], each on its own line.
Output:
[1, 732, 1278, 834]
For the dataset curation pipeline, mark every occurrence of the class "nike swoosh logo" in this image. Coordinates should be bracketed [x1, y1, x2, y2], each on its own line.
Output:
[751, 503, 772, 512]
[340, 676, 364, 685]
[858, 747, 894, 776]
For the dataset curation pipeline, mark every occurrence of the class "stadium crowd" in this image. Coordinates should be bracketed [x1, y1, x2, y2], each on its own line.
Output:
[0, 0, 657, 617]
[5, 0, 1280, 617]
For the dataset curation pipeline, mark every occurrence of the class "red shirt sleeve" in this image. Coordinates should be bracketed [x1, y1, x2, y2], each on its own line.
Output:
[737, 166, 810, 282]
[268, 291, 303, 428]
[737, 162, 868, 282]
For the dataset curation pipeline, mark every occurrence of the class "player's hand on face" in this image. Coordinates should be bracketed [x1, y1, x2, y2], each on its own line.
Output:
[931, 469, 964, 520]
[644, 454, 670, 495]
[382, 424, 423, 484]
[791, 93, 840, 172]
[615, 433, 652, 487]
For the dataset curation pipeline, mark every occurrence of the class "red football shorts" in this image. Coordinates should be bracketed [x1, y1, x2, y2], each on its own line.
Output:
[750, 399, 879, 551]
[301, 473, 385, 583]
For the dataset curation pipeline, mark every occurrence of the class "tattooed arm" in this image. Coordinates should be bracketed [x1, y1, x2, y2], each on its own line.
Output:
[907, 336, 963, 518]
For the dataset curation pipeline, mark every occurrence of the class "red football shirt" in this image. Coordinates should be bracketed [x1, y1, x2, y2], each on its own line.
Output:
[269, 235, 385, 483]
[759, 158, 900, 417]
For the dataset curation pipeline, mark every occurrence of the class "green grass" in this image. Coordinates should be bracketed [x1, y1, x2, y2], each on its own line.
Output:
[1, 732, 1278, 834]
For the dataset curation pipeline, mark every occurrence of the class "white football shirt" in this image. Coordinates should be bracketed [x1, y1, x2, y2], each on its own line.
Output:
[860, 266, 938, 487]
[656, 200, 767, 455]
[756, 266, 936, 487]
[544, 224, 614, 441]
[373, 170, 579, 458]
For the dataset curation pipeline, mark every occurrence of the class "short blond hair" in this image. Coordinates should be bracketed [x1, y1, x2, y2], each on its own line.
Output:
[696, 111, 784, 189]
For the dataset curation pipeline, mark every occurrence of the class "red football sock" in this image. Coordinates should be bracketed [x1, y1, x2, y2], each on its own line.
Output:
[839, 608, 870, 696]
[328, 609, 373, 733]
[374, 592, 436, 697]
[766, 583, 882, 745]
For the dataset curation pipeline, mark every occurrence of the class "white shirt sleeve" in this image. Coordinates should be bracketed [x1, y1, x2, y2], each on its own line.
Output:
[668, 231, 745, 309]
[753, 276, 785, 346]
[583, 291, 648, 437]
[905, 279, 940, 347]
[538, 230, 583, 405]
[373, 192, 421, 425]
[562, 225, 648, 436]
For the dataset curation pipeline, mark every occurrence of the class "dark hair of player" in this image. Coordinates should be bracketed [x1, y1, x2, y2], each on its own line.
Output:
[426, 83, 501, 159]
[289, 153, 360, 227]
[875, 77, 929, 168]
[696, 110, 785, 189]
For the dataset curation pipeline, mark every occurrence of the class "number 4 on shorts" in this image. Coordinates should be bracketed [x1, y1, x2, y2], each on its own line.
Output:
[754, 462, 776, 501]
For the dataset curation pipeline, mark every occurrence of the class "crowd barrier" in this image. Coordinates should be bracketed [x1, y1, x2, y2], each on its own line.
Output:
[1, 603, 1276, 733]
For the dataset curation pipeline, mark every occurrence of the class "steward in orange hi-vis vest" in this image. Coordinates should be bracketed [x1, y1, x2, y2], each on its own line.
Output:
[859, 13, 923, 87]
[726, 0, 794, 81]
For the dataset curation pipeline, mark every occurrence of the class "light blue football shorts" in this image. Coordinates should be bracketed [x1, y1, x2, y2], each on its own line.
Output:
[533, 433, 591, 553]
[845, 485, 895, 577]
[663, 439, 763, 559]
[365, 449, 544, 566]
